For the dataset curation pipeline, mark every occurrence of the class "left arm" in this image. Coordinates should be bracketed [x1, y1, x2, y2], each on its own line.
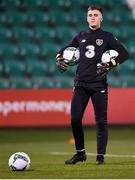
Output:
[56, 34, 79, 72]
[97, 33, 129, 76]
[108, 33, 129, 65]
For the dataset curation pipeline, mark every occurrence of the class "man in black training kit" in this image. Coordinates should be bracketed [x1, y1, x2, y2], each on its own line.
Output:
[56, 6, 129, 165]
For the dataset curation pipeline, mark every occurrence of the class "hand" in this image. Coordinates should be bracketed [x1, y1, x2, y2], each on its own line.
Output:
[97, 61, 114, 76]
[56, 54, 69, 72]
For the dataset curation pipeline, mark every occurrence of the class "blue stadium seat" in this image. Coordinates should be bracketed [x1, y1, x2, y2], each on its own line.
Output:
[33, 78, 55, 88]
[3, 0, 20, 9]
[40, 42, 60, 59]
[17, 42, 40, 58]
[0, 62, 3, 76]
[10, 78, 33, 88]
[58, 0, 72, 11]
[0, 43, 19, 59]
[0, 78, 10, 88]
[25, 58, 48, 77]
[2, 10, 27, 26]
[0, 27, 12, 42]
[35, 0, 50, 11]
[23, 0, 43, 8]
[11, 27, 34, 42]
[47, 59, 57, 76]
[55, 78, 73, 88]
[3, 59, 26, 78]
[56, 26, 77, 43]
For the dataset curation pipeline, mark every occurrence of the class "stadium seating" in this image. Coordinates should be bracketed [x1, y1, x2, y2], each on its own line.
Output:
[0, 62, 3, 76]
[33, 78, 55, 88]
[0, 78, 10, 88]
[55, 77, 74, 88]
[25, 58, 48, 77]
[10, 78, 33, 88]
[3, 59, 26, 78]
[0, 0, 135, 88]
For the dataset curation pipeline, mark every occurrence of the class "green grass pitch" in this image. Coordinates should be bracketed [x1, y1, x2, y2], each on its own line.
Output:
[0, 127, 135, 179]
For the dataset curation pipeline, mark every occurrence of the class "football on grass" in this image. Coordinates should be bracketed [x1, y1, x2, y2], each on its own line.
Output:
[101, 49, 119, 63]
[63, 47, 80, 66]
[8, 152, 31, 171]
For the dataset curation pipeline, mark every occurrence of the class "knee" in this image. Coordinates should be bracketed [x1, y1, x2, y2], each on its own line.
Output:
[95, 111, 107, 124]
[96, 114, 107, 127]
[96, 118, 108, 132]
[71, 113, 82, 125]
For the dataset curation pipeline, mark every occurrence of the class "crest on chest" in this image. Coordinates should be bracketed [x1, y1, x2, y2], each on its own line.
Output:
[96, 39, 103, 46]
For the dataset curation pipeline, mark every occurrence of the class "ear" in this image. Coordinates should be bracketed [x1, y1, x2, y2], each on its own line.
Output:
[100, 15, 103, 22]
[87, 15, 89, 23]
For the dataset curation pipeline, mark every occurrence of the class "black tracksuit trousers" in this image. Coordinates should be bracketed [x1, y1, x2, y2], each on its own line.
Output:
[71, 81, 108, 155]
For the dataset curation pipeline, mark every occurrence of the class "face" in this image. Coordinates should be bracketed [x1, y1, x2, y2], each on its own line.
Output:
[87, 9, 102, 29]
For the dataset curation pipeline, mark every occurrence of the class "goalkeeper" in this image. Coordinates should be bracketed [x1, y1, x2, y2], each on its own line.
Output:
[56, 5, 129, 165]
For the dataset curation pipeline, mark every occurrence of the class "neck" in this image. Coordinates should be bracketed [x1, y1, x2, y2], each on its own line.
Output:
[89, 25, 100, 30]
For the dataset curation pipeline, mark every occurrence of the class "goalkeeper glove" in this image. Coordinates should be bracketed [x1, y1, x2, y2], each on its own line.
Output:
[56, 54, 69, 72]
[97, 60, 118, 76]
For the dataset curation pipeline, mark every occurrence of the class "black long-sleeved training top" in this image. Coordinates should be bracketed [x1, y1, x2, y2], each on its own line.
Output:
[58, 28, 129, 83]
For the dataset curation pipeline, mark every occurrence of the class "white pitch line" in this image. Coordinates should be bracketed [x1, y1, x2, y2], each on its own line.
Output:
[50, 152, 135, 158]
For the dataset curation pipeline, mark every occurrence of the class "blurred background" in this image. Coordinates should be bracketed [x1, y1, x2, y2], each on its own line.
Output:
[0, 0, 135, 126]
[0, 1, 135, 178]
[0, 0, 135, 88]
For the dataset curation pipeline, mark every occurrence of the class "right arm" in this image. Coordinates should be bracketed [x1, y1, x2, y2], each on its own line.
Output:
[57, 34, 79, 57]
[56, 33, 79, 72]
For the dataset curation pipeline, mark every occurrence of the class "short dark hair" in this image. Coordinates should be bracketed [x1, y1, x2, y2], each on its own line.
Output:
[87, 5, 103, 14]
